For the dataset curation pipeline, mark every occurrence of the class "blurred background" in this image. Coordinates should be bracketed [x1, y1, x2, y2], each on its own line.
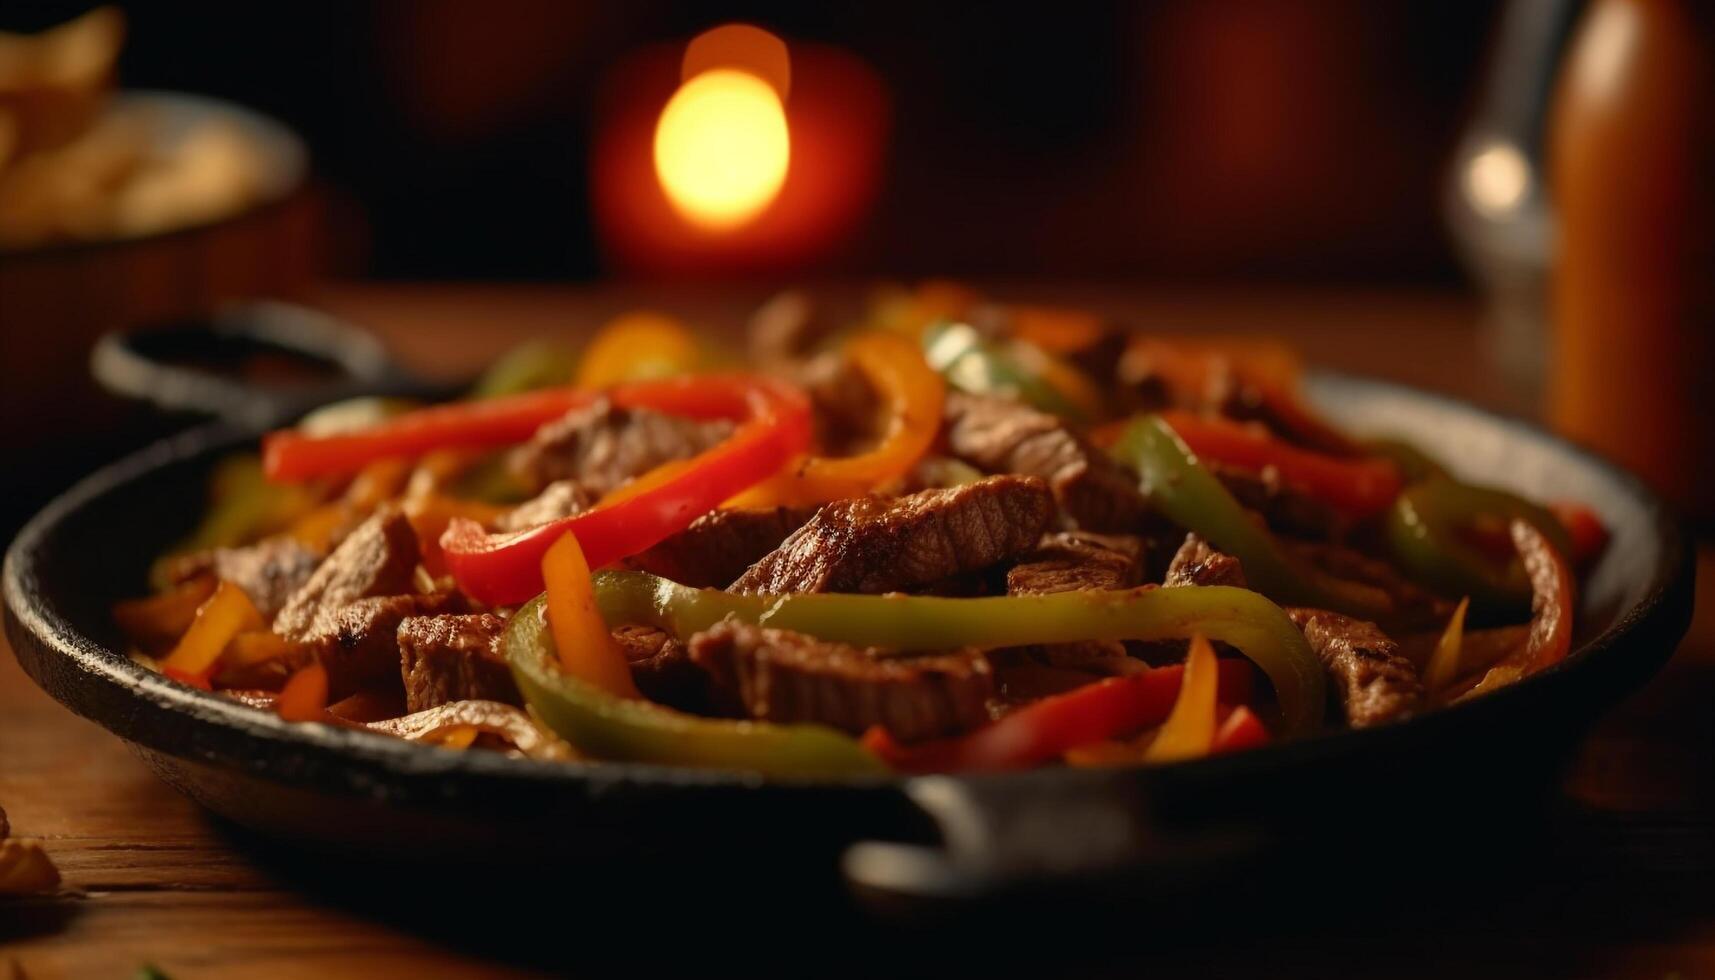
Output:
[3, 0, 1503, 281]
[0, 0, 1708, 533]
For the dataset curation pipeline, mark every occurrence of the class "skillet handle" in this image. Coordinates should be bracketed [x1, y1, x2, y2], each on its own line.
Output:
[90, 300, 426, 430]
[842, 775, 1266, 908]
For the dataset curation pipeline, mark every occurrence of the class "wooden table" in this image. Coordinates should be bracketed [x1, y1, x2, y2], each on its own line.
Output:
[3, 282, 1710, 978]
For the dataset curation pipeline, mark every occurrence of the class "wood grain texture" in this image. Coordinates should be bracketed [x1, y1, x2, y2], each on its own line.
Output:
[3, 284, 1711, 978]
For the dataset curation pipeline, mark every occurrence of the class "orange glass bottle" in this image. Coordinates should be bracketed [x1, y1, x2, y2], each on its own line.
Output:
[1547, 0, 1715, 520]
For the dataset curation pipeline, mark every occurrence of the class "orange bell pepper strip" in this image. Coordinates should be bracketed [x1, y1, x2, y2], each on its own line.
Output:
[1007, 305, 1109, 355]
[574, 311, 701, 389]
[541, 532, 638, 698]
[1144, 634, 1221, 763]
[729, 332, 945, 507]
[441, 375, 811, 606]
[1463, 520, 1576, 698]
[276, 661, 329, 721]
[862, 657, 1256, 774]
[114, 576, 216, 650]
[1158, 410, 1404, 519]
[159, 581, 264, 687]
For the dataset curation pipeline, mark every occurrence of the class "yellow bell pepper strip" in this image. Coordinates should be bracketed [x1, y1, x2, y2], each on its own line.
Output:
[1157, 410, 1404, 520]
[114, 576, 216, 651]
[1007, 305, 1109, 355]
[729, 332, 945, 507]
[472, 340, 578, 398]
[1462, 520, 1576, 699]
[864, 656, 1257, 773]
[1385, 477, 1573, 615]
[442, 375, 812, 606]
[1111, 415, 1393, 620]
[505, 596, 885, 775]
[1423, 596, 1470, 694]
[574, 311, 701, 389]
[160, 581, 264, 689]
[591, 569, 1325, 736]
[264, 387, 596, 483]
[276, 660, 329, 722]
[924, 320, 1106, 423]
[1144, 633, 1221, 763]
[541, 532, 638, 697]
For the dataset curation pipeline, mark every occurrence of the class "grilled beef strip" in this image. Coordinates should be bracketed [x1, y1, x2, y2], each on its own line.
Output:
[611, 624, 708, 710]
[1212, 462, 1348, 541]
[495, 479, 592, 532]
[626, 505, 816, 588]
[1007, 531, 1144, 594]
[168, 537, 322, 624]
[1285, 539, 1454, 632]
[398, 613, 520, 712]
[1287, 607, 1423, 728]
[310, 592, 467, 700]
[274, 507, 420, 642]
[509, 399, 733, 497]
[1000, 531, 1148, 678]
[688, 621, 993, 742]
[942, 391, 1149, 533]
[730, 475, 1053, 595]
[1164, 533, 1249, 588]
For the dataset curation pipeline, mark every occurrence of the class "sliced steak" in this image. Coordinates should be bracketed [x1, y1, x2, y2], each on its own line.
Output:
[510, 399, 733, 496]
[496, 479, 591, 532]
[170, 537, 322, 624]
[312, 592, 466, 700]
[398, 613, 519, 712]
[1007, 531, 1143, 594]
[1285, 540, 1454, 631]
[611, 624, 706, 710]
[274, 507, 420, 643]
[1287, 607, 1422, 728]
[1005, 531, 1146, 679]
[730, 475, 1053, 595]
[626, 506, 816, 588]
[688, 622, 993, 742]
[942, 392, 1148, 532]
[1164, 533, 1248, 588]
[1213, 462, 1347, 541]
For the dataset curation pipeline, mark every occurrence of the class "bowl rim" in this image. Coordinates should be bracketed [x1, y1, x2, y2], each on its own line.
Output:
[2, 370, 1696, 797]
[0, 89, 309, 260]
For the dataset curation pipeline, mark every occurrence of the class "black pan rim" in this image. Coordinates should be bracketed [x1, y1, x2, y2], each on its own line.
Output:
[2, 370, 1696, 799]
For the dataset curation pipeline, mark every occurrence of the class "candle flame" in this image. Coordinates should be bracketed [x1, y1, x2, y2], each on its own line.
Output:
[654, 31, 790, 231]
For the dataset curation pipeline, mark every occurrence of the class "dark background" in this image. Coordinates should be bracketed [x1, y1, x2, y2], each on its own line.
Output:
[8, 1, 1503, 282]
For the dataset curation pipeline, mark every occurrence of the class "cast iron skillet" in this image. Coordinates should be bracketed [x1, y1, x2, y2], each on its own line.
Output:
[2, 307, 1695, 906]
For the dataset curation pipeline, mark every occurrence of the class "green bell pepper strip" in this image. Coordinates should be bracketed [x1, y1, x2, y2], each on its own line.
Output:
[1386, 477, 1572, 615]
[1363, 437, 1449, 484]
[470, 340, 578, 398]
[1110, 415, 1392, 620]
[923, 320, 1094, 423]
[505, 596, 887, 776]
[591, 570, 1326, 736]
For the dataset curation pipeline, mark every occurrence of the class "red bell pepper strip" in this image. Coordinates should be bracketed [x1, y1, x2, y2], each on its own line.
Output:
[1212, 705, 1269, 754]
[263, 387, 596, 482]
[861, 659, 1255, 773]
[1549, 501, 1608, 569]
[442, 375, 811, 606]
[1464, 519, 1576, 698]
[1158, 410, 1404, 519]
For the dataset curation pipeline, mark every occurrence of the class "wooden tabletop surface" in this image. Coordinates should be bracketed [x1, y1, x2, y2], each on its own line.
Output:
[2, 282, 1710, 978]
